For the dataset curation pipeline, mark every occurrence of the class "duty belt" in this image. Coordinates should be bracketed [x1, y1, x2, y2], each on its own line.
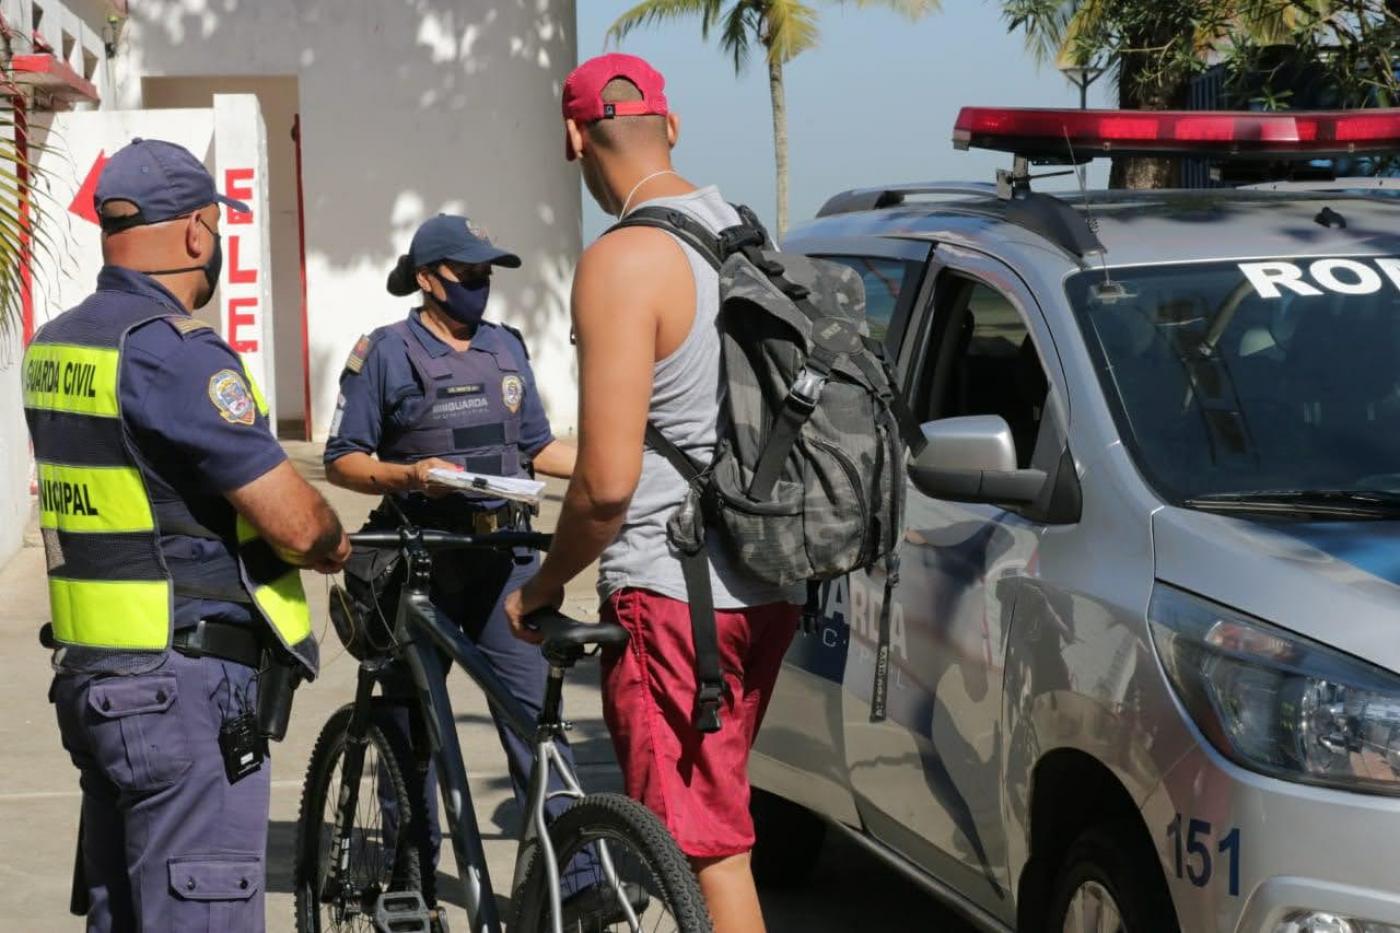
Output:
[172, 619, 265, 669]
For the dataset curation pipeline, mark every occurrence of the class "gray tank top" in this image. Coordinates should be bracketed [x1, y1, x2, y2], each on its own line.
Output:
[597, 186, 800, 608]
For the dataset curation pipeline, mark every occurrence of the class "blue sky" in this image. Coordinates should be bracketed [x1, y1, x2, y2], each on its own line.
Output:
[575, 0, 1114, 240]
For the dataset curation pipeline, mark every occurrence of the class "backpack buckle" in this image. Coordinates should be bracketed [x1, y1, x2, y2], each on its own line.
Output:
[694, 681, 725, 734]
[789, 366, 828, 413]
[718, 224, 765, 255]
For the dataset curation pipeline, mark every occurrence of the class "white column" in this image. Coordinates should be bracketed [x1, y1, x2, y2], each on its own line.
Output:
[212, 93, 277, 424]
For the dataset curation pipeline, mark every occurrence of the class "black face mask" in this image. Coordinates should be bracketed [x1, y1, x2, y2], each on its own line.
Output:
[143, 218, 222, 308]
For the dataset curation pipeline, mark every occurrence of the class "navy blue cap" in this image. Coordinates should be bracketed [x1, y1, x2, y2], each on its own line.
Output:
[94, 138, 250, 231]
[387, 213, 521, 296]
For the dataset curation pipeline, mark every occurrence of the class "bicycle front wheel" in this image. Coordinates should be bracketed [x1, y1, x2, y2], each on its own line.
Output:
[294, 702, 424, 933]
[510, 793, 711, 933]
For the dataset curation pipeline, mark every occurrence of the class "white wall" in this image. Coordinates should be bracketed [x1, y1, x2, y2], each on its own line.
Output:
[143, 75, 307, 434]
[112, 0, 582, 440]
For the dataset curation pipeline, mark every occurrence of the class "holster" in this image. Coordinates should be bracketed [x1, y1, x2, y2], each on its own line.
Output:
[255, 645, 304, 742]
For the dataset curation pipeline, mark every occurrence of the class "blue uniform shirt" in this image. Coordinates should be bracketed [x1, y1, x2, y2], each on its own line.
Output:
[104, 265, 288, 628]
[325, 310, 554, 465]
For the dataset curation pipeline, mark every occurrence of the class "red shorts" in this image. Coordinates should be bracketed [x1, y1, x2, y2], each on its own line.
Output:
[600, 588, 799, 859]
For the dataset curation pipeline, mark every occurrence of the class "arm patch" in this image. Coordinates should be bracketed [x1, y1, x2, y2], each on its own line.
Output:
[344, 334, 372, 374]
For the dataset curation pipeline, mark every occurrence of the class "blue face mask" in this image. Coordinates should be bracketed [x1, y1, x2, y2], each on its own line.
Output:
[434, 276, 490, 326]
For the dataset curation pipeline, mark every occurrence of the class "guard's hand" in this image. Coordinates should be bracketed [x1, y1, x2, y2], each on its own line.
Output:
[507, 580, 564, 645]
[311, 530, 352, 575]
[408, 457, 462, 498]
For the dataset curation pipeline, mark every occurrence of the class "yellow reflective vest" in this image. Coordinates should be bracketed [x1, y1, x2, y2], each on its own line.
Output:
[22, 295, 315, 675]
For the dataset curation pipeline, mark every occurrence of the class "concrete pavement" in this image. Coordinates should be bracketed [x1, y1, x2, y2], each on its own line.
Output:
[0, 442, 958, 931]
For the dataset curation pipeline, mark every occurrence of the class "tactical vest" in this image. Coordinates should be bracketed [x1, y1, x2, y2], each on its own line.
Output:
[22, 294, 316, 675]
[378, 319, 526, 477]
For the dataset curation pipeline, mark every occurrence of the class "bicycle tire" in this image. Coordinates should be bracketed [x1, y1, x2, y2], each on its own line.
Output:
[294, 701, 424, 933]
[510, 793, 711, 933]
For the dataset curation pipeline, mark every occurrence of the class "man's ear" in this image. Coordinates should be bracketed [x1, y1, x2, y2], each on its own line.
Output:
[666, 112, 680, 149]
[185, 213, 204, 258]
[566, 118, 586, 160]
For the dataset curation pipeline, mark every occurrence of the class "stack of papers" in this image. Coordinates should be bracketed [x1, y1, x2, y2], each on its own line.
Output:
[427, 468, 546, 507]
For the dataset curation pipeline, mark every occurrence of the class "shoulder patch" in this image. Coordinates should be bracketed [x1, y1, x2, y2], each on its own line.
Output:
[208, 369, 257, 426]
[344, 334, 372, 375]
[501, 323, 530, 360]
[165, 315, 214, 337]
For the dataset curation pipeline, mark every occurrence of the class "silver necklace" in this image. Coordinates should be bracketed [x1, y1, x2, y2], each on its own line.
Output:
[619, 169, 679, 218]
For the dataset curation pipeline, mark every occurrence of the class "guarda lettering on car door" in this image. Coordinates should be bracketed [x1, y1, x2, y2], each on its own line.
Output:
[1239, 257, 1400, 299]
[822, 574, 909, 663]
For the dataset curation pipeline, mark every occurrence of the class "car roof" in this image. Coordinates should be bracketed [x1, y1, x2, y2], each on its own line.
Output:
[785, 187, 1400, 269]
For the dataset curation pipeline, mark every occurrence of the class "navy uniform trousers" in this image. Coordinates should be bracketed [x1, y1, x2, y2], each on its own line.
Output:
[52, 652, 266, 932]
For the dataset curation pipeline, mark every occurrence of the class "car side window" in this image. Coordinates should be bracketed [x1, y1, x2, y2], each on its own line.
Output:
[818, 256, 920, 348]
[921, 277, 1051, 469]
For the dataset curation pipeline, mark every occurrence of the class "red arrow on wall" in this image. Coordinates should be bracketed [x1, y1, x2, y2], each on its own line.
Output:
[68, 151, 109, 225]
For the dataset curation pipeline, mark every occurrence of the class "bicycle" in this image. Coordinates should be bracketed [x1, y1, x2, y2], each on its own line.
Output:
[292, 511, 711, 933]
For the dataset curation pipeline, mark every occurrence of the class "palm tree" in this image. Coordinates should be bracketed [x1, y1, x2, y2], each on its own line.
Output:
[608, 0, 942, 236]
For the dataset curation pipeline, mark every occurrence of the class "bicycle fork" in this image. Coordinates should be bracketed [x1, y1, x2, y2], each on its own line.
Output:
[521, 665, 643, 933]
[324, 665, 380, 911]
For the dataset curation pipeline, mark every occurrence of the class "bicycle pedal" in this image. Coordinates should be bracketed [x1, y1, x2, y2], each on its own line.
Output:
[374, 889, 432, 933]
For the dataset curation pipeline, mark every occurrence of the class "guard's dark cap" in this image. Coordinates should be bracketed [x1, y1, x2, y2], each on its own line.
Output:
[386, 213, 521, 296]
[95, 138, 250, 233]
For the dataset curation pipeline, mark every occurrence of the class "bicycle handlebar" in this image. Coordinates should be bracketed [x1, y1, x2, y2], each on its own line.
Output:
[348, 529, 553, 552]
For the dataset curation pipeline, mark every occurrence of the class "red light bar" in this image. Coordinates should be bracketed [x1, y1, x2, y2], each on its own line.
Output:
[953, 107, 1400, 160]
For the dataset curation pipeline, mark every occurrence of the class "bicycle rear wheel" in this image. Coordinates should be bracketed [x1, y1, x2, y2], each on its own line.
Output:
[510, 793, 711, 933]
[294, 702, 425, 932]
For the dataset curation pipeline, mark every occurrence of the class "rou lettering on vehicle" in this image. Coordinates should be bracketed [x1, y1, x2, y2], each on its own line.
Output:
[1237, 256, 1400, 299]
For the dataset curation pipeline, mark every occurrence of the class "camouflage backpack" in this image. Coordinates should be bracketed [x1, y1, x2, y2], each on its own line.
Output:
[610, 205, 924, 730]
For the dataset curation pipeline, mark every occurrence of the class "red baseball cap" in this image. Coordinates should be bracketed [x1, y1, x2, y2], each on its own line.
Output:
[562, 53, 669, 161]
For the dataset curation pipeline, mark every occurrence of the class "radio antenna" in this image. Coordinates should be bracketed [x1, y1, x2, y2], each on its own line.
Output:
[1067, 129, 1127, 303]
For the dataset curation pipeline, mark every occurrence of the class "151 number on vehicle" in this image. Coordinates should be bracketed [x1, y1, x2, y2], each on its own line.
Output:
[1165, 814, 1240, 897]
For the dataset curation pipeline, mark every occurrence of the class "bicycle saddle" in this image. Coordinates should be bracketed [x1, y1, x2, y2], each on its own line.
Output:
[525, 609, 630, 666]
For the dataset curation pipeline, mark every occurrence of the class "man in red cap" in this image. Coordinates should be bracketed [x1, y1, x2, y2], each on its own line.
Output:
[506, 53, 801, 932]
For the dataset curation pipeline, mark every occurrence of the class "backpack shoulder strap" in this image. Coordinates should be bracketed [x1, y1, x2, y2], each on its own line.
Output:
[607, 206, 725, 271]
[643, 421, 725, 733]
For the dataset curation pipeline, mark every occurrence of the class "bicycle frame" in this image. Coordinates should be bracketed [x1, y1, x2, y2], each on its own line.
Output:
[323, 528, 627, 933]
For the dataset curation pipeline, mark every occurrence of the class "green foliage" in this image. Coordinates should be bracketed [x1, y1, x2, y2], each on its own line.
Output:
[1002, 0, 1400, 111]
[0, 99, 47, 349]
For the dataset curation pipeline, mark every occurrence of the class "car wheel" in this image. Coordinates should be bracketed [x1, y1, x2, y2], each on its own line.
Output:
[749, 788, 827, 889]
[1048, 822, 1177, 933]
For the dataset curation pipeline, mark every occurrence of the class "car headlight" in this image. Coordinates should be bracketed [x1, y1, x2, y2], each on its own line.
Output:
[1149, 584, 1400, 795]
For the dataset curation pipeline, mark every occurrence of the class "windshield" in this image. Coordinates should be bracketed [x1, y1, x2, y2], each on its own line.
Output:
[1067, 258, 1400, 505]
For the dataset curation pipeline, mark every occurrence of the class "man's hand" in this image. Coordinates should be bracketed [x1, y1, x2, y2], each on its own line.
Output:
[409, 457, 463, 498]
[311, 530, 352, 574]
[506, 578, 565, 644]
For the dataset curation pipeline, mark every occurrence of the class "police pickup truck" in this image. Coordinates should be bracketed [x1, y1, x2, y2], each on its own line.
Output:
[749, 107, 1400, 933]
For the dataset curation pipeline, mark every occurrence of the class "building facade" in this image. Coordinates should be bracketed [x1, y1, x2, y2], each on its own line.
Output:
[0, 0, 582, 565]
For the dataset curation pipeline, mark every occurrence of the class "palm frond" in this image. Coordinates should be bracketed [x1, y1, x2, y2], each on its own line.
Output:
[765, 0, 821, 64]
[720, 3, 756, 71]
[607, 0, 727, 47]
[844, 0, 942, 19]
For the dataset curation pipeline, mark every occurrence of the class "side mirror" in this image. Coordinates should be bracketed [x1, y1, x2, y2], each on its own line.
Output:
[909, 415, 1046, 505]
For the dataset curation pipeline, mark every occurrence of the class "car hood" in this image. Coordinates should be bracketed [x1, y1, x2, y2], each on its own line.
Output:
[1152, 507, 1400, 675]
